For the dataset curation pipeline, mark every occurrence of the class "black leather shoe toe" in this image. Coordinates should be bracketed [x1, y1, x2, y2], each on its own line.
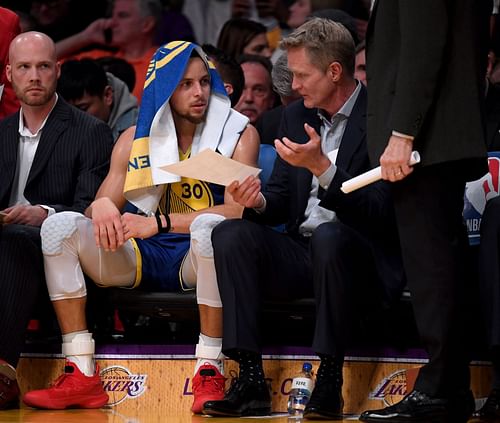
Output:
[303, 380, 343, 420]
[202, 377, 271, 417]
[359, 389, 473, 423]
[478, 388, 500, 419]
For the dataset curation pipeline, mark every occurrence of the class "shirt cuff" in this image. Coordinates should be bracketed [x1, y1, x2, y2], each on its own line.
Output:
[39, 204, 56, 217]
[253, 193, 267, 214]
[318, 162, 337, 190]
[392, 130, 415, 141]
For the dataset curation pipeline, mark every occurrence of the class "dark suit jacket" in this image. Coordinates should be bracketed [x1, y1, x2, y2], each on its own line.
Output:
[366, 0, 490, 180]
[0, 98, 113, 212]
[255, 105, 285, 146]
[485, 82, 500, 152]
[245, 86, 406, 301]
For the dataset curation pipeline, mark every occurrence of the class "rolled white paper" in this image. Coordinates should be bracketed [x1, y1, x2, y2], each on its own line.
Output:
[340, 151, 421, 194]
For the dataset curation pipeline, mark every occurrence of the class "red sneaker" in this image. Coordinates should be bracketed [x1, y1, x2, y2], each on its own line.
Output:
[191, 363, 226, 414]
[23, 361, 109, 410]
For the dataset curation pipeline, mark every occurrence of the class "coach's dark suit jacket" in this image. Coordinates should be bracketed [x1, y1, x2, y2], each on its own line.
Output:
[366, 0, 490, 179]
[0, 97, 113, 367]
[245, 85, 405, 302]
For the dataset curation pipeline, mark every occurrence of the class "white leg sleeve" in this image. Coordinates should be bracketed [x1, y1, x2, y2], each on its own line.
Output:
[41, 211, 137, 301]
[188, 213, 226, 308]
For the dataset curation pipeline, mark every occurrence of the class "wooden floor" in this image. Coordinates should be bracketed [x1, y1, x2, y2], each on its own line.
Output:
[0, 409, 489, 423]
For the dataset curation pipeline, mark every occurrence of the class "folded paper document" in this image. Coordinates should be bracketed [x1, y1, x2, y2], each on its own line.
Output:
[161, 148, 261, 186]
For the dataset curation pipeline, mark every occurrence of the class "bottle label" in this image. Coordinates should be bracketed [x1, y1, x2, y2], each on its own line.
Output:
[291, 377, 313, 393]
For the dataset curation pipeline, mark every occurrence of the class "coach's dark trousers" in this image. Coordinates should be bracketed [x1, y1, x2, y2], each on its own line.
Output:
[392, 163, 474, 397]
[212, 219, 385, 357]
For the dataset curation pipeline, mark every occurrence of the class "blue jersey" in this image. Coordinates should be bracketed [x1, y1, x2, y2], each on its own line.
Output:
[131, 148, 225, 291]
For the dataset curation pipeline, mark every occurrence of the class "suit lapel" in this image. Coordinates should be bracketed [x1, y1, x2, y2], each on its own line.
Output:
[0, 113, 20, 206]
[336, 85, 367, 172]
[26, 99, 71, 186]
[297, 110, 322, 212]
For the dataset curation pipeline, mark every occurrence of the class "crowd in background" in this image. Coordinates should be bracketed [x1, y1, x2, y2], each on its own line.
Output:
[3, 0, 500, 421]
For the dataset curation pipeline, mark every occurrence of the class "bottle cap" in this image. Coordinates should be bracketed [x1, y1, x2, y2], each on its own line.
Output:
[303, 362, 312, 372]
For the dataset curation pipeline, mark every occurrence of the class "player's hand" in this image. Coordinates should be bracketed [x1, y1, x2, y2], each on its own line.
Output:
[90, 197, 124, 251]
[228, 175, 264, 209]
[121, 213, 157, 241]
[1, 205, 48, 227]
[380, 134, 414, 182]
[275, 123, 330, 176]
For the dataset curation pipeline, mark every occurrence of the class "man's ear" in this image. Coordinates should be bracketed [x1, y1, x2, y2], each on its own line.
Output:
[224, 83, 234, 96]
[5, 64, 11, 83]
[328, 61, 342, 82]
[142, 16, 156, 34]
[103, 85, 113, 107]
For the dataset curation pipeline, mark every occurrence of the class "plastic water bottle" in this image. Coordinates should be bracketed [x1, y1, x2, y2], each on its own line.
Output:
[287, 362, 314, 417]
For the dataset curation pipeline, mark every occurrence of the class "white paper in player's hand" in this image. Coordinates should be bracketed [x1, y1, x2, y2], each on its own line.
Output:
[341, 151, 421, 193]
[160, 148, 261, 186]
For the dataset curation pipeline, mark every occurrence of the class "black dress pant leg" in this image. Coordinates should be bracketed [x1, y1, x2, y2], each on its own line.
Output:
[212, 219, 312, 355]
[478, 195, 500, 348]
[0, 224, 45, 367]
[311, 221, 384, 356]
[392, 163, 472, 397]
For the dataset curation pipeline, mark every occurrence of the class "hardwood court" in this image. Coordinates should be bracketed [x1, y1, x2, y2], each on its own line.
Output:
[6, 344, 493, 423]
[0, 409, 490, 422]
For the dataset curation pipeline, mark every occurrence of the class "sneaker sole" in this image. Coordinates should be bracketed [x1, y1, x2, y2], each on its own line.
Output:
[23, 394, 109, 410]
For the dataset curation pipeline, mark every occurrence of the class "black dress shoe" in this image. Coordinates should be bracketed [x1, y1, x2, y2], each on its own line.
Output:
[359, 389, 474, 423]
[202, 377, 271, 417]
[303, 379, 343, 420]
[478, 388, 500, 419]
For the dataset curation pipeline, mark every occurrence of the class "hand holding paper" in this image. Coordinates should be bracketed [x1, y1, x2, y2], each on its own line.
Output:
[160, 148, 261, 186]
[341, 151, 421, 193]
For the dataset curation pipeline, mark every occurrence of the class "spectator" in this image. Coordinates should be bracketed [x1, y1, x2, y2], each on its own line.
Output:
[202, 44, 245, 107]
[255, 51, 300, 145]
[235, 54, 276, 125]
[230, 0, 289, 52]
[154, 7, 195, 45]
[310, 8, 359, 44]
[287, 0, 311, 29]
[96, 56, 136, 95]
[217, 18, 272, 59]
[22, 41, 259, 414]
[0, 31, 112, 410]
[55, 0, 162, 103]
[182, 0, 231, 46]
[203, 18, 404, 418]
[360, 1, 491, 422]
[0, 7, 21, 120]
[58, 59, 139, 141]
[28, 0, 108, 42]
[354, 40, 366, 85]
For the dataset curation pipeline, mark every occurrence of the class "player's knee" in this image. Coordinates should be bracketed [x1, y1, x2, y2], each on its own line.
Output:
[190, 213, 226, 258]
[41, 211, 83, 256]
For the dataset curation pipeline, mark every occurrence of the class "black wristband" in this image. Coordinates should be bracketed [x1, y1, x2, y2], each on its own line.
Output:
[155, 213, 171, 233]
